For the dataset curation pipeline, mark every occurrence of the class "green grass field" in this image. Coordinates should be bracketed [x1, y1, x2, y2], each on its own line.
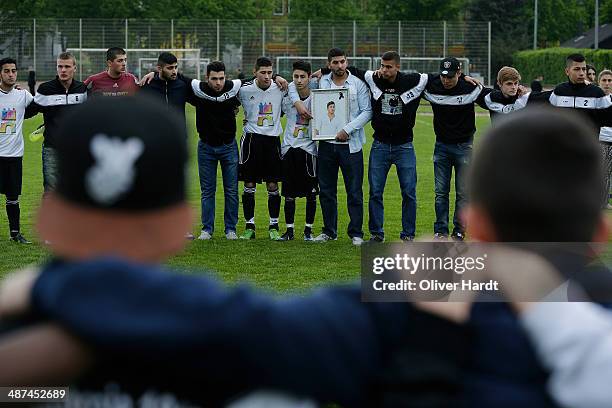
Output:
[0, 105, 492, 292]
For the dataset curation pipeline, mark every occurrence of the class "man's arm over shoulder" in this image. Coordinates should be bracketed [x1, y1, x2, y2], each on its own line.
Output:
[475, 86, 493, 110]
[527, 90, 553, 105]
[343, 79, 372, 136]
[23, 90, 37, 118]
[30, 259, 413, 405]
[346, 66, 367, 81]
[597, 90, 612, 127]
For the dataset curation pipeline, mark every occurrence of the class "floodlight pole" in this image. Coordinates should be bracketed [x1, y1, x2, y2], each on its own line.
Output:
[595, 0, 599, 50]
[533, 0, 538, 49]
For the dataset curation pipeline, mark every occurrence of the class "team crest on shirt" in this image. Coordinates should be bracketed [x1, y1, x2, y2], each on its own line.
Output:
[0, 108, 16, 134]
[257, 102, 274, 127]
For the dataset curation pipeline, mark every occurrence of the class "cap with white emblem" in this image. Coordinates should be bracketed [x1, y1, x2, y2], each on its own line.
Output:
[36, 96, 192, 262]
[439, 57, 461, 77]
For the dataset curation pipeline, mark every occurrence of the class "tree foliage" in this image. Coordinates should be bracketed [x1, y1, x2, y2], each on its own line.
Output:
[6, 0, 268, 19]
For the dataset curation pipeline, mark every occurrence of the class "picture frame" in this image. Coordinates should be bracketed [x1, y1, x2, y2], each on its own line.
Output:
[310, 88, 350, 141]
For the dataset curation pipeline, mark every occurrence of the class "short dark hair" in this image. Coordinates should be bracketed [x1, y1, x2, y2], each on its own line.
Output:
[327, 48, 345, 62]
[0, 58, 17, 70]
[157, 52, 177, 66]
[292, 60, 311, 75]
[470, 108, 602, 242]
[381, 51, 400, 65]
[566, 53, 585, 67]
[326, 101, 335, 108]
[207, 60, 225, 75]
[255, 57, 272, 71]
[58, 52, 76, 65]
[106, 47, 126, 62]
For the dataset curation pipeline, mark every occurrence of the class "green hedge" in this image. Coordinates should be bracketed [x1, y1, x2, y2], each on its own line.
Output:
[513, 47, 612, 85]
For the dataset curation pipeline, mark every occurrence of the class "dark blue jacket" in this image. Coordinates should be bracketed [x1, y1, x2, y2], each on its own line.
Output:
[140, 73, 196, 131]
[464, 302, 558, 408]
[30, 257, 584, 407]
[31, 258, 433, 407]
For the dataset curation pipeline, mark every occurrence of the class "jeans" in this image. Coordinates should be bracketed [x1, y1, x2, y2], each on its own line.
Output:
[433, 141, 472, 235]
[368, 140, 417, 239]
[317, 142, 364, 239]
[198, 140, 239, 234]
[42, 145, 58, 192]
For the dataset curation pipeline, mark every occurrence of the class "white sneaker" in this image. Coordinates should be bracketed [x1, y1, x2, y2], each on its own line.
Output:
[226, 231, 238, 240]
[312, 233, 337, 242]
[352, 237, 364, 246]
[198, 230, 212, 240]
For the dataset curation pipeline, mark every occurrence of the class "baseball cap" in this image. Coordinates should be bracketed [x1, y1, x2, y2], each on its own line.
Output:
[36, 96, 192, 262]
[440, 57, 461, 77]
[54, 96, 188, 210]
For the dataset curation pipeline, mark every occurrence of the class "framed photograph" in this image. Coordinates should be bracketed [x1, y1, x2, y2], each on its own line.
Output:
[310, 88, 350, 141]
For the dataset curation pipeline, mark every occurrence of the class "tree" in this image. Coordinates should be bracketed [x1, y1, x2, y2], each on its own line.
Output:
[466, 0, 531, 75]
[288, 0, 378, 20]
[375, 0, 467, 22]
[5, 0, 265, 19]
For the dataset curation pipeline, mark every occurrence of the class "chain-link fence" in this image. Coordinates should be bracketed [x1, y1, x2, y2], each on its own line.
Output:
[0, 19, 491, 84]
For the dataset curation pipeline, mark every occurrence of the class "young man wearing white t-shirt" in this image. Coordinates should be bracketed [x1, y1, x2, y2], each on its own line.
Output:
[278, 60, 319, 241]
[237, 57, 286, 240]
[0, 58, 35, 243]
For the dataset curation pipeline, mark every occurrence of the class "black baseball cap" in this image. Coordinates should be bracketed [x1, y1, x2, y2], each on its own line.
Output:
[440, 57, 461, 77]
[38, 96, 192, 261]
[54, 96, 188, 211]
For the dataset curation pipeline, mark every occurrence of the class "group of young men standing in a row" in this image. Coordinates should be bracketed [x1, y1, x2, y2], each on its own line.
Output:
[1, 47, 611, 244]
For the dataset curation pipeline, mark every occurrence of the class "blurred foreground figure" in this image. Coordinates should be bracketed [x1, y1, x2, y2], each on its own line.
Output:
[0, 96, 466, 407]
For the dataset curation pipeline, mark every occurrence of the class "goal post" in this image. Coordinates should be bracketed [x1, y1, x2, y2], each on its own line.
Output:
[66, 48, 202, 80]
[275, 56, 373, 79]
[372, 57, 471, 76]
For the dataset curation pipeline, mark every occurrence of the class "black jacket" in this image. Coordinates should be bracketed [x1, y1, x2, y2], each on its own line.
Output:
[482, 89, 552, 122]
[28, 77, 87, 148]
[140, 73, 196, 131]
[347, 67, 427, 145]
[424, 75, 488, 144]
[549, 81, 612, 134]
[182, 76, 241, 146]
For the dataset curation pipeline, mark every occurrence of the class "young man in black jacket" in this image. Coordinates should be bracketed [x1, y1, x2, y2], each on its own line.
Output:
[344, 51, 428, 243]
[185, 61, 242, 240]
[548, 53, 612, 134]
[481, 66, 551, 122]
[28, 52, 87, 192]
[139, 52, 195, 134]
[423, 57, 488, 242]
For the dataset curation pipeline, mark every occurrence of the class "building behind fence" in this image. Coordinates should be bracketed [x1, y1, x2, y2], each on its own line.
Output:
[0, 19, 491, 84]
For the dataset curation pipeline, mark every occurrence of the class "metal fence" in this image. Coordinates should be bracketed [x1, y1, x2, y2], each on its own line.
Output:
[0, 19, 491, 84]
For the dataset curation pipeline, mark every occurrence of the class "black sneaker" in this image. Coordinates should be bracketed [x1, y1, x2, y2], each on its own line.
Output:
[368, 235, 385, 243]
[451, 231, 465, 241]
[10, 233, 31, 244]
[400, 235, 415, 242]
[279, 229, 294, 241]
[433, 233, 448, 241]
